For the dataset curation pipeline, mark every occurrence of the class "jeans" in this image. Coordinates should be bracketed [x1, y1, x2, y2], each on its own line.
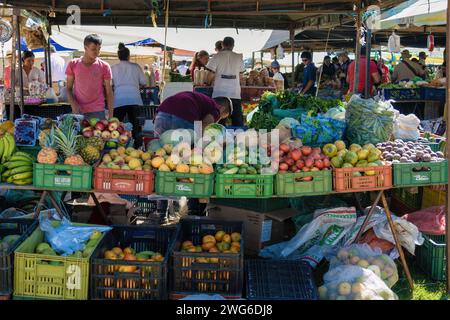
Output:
[83, 111, 106, 120]
[113, 105, 139, 145]
[154, 112, 194, 135]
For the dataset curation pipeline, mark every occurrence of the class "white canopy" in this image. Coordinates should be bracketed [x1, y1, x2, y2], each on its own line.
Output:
[381, 0, 446, 28]
[50, 26, 297, 58]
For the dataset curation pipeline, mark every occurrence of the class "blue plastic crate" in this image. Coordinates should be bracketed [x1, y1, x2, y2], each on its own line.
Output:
[421, 87, 445, 102]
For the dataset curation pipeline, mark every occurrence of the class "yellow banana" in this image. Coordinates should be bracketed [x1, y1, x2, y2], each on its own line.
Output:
[12, 171, 33, 180]
[5, 133, 16, 160]
[12, 178, 33, 185]
[0, 137, 5, 160]
[1, 135, 10, 163]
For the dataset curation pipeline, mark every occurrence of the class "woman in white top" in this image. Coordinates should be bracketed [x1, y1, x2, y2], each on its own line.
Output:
[111, 43, 147, 145]
[15, 51, 45, 91]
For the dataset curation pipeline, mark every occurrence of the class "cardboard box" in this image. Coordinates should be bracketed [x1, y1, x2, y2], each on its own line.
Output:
[207, 205, 296, 255]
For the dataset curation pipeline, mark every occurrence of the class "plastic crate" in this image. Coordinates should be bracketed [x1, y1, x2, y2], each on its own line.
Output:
[18, 145, 40, 158]
[0, 218, 37, 296]
[245, 259, 318, 300]
[381, 88, 421, 100]
[171, 218, 244, 297]
[93, 167, 154, 195]
[422, 186, 446, 209]
[391, 187, 422, 211]
[155, 171, 214, 198]
[416, 234, 446, 281]
[215, 174, 274, 198]
[393, 161, 448, 187]
[33, 163, 93, 191]
[421, 87, 446, 102]
[333, 165, 392, 192]
[275, 170, 332, 196]
[90, 225, 178, 300]
[420, 142, 440, 152]
[119, 195, 158, 217]
[14, 222, 106, 300]
[210, 198, 288, 213]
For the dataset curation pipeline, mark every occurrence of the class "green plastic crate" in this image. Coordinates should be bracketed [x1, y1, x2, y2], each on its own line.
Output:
[421, 142, 440, 152]
[210, 198, 288, 213]
[215, 174, 274, 198]
[275, 170, 332, 196]
[155, 171, 214, 198]
[33, 163, 93, 191]
[416, 234, 446, 281]
[14, 222, 106, 300]
[391, 187, 422, 211]
[18, 145, 41, 158]
[393, 161, 448, 187]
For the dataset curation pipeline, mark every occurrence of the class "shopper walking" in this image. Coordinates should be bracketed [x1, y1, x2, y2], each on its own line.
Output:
[346, 46, 380, 96]
[392, 49, 426, 82]
[206, 36, 245, 126]
[65, 34, 114, 120]
[300, 51, 317, 95]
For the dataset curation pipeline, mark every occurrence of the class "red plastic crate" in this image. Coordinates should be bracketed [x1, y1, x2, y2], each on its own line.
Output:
[333, 165, 392, 192]
[93, 167, 154, 195]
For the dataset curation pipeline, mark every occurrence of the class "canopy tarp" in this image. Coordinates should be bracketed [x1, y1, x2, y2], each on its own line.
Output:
[381, 0, 446, 28]
[50, 25, 297, 57]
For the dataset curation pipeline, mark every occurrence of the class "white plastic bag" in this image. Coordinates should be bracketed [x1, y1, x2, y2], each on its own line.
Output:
[318, 265, 398, 300]
[326, 244, 399, 288]
[393, 113, 420, 141]
[259, 207, 357, 266]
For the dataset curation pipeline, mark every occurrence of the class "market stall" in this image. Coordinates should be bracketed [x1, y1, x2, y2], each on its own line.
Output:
[1, 0, 449, 302]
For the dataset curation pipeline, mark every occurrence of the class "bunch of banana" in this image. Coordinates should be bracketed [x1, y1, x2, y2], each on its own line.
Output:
[1, 152, 35, 185]
[0, 132, 16, 164]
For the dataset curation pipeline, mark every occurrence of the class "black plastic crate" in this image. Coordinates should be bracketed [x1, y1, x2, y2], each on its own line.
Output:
[171, 218, 244, 298]
[119, 195, 158, 217]
[90, 225, 178, 300]
[246, 259, 318, 300]
[0, 218, 38, 296]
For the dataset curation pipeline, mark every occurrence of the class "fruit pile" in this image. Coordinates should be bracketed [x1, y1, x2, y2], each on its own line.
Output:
[34, 230, 103, 264]
[278, 143, 331, 174]
[325, 141, 384, 175]
[180, 231, 242, 260]
[376, 140, 445, 163]
[0, 132, 16, 165]
[150, 141, 214, 175]
[1, 151, 35, 185]
[0, 234, 20, 252]
[0, 120, 15, 135]
[98, 146, 152, 171]
[80, 117, 131, 149]
[37, 116, 102, 166]
[103, 247, 164, 270]
[216, 143, 271, 175]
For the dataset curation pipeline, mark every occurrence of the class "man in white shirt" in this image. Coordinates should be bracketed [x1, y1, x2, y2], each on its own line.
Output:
[177, 60, 189, 76]
[49, 45, 66, 95]
[206, 36, 245, 126]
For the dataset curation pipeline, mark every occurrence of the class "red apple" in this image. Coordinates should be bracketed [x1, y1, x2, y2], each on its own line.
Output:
[108, 121, 119, 132]
[117, 125, 125, 134]
[302, 167, 310, 172]
[314, 160, 324, 170]
[291, 149, 302, 161]
[305, 157, 314, 168]
[294, 169, 301, 173]
[101, 130, 111, 140]
[296, 159, 305, 169]
[285, 158, 295, 166]
[279, 163, 289, 171]
[313, 153, 322, 160]
[81, 119, 90, 128]
[95, 122, 106, 131]
[290, 165, 297, 172]
[280, 143, 290, 153]
[313, 147, 322, 154]
[82, 127, 93, 138]
[323, 157, 331, 168]
[301, 146, 312, 156]
[119, 134, 129, 144]
[100, 119, 109, 126]
[93, 129, 102, 137]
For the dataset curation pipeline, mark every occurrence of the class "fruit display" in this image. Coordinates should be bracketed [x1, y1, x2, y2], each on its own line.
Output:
[0, 120, 15, 135]
[34, 230, 104, 264]
[318, 265, 397, 300]
[0, 132, 16, 165]
[326, 141, 384, 175]
[180, 230, 242, 262]
[278, 143, 331, 174]
[150, 141, 214, 175]
[376, 140, 445, 163]
[14, 118, 38, 147]
[329, 245, 399, 288]
[1, 151, 35, 185]
[80, 117, 131, 149]
[98, 146, 152, 171]
[103, 246, 164, 267]
[0, 234, 21, 252]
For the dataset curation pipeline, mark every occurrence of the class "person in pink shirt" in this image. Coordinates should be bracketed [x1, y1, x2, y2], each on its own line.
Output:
[65, 34, 114, 120]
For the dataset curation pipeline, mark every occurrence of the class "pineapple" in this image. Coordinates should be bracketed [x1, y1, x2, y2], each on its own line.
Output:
[37, 127, 58, 164]
[80, 145, 100, 164]
[54, 120, 85, 166]
[87, 136, 105, 150]
[38, 129, 51, 147]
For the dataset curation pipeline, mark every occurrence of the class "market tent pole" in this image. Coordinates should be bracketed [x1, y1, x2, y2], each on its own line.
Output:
[46, 25, 52, 85]
[290, 27, 295, 87]
[161, 0, 170, 98]
[364, 29, 371, 99]
[446, 0, 450, 294]
[353, 6, 362, 94]
[251, 51, 255, 69]
[10, 12, 17, 121]
[15, 8, 23, 115]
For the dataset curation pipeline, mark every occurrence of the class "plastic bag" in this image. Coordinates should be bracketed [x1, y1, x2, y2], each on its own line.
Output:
[326, 244, 399, 288]
[403, 206, 446, 235]
[358, 228, 395, 253]
[318, 265, 398, 300]
[39, 210, 111, 256]
[292, 114, 346, 146]
[259, 207, 357, 267]
[393, 113, 420, 141]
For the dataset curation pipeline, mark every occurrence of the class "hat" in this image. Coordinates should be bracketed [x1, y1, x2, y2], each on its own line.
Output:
[271, 60, 280, 68]
[419, 51, 428, 58]
[401, 49, 412, 59]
